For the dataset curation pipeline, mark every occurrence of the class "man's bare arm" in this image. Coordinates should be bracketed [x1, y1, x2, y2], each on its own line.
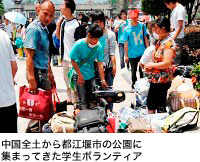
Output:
[10, 61, 18, 79]
[25, 48, 37, 91]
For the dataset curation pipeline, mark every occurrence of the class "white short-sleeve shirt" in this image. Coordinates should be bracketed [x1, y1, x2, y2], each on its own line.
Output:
[63, 19, 79, 61]
[170, 3, 186, 39]
[0, 29, 16, 107]
[4, 23, 13, 39]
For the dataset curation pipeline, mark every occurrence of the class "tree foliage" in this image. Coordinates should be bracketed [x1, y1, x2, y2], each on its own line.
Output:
[181, 0, 200, 24]
[141, 0, 200, 24]
[110, 0, 128, 15]
[141, 0, 169, 16]
[0, 0, 4, 16]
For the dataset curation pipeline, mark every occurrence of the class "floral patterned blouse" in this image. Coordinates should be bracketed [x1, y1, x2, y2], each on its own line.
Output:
[146, 36, 176, 83]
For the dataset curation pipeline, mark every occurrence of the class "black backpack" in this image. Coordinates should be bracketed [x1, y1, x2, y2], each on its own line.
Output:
[74, 24, 88, 41]
[75, 107, 108, 133]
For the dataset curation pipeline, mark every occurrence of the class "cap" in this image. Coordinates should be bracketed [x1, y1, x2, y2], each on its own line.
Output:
[129, 10, 139, 19]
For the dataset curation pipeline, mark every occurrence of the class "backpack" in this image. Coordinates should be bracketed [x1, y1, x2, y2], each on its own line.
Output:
[163, 97, 200, 133]
[74, 24, 87, 41]
[75, 107, 108, 133]
[49, 112, 75, 133]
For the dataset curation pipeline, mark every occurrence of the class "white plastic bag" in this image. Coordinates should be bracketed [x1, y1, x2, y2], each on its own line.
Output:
[140, 45, 155, 65]
[119, 106, 148, 123]
[120, 68, 132, 85]
[135, 93, 147, 106]
[119, 106, 134, 123]
[134, 77, 150, 97]
[177, 83, 194, 92]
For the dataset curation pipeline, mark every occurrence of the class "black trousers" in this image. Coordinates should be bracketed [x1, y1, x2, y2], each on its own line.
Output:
[147, 82, 171, 111]
[0, 103, 18, 133]
[129, 57, 143, 88]
[75, 78, 96, 110]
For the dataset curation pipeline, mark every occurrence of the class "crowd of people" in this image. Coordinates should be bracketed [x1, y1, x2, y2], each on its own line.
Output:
[0, 0, 186, 133]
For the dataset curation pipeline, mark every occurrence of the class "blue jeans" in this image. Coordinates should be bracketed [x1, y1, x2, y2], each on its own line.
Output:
[119, 43, 125, 69]
[105, 67, 114, 112]
[76, 78, 96, 110]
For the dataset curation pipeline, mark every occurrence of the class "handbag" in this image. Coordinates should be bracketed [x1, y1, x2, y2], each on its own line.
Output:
[163, 98, 200, 133]
[19, 86, 52, 121]
[68, 46, 98, 90]
[49, 111, 75, 133]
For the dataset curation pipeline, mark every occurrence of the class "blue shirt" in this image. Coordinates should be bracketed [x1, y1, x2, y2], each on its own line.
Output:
[118, 20, 129, 44]
[70, 39, 104, 80]
[123, 22, 147, 58]
[24, 19, 49, 70]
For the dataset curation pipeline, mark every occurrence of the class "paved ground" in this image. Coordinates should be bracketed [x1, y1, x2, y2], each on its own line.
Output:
[15, 48, 200, 133]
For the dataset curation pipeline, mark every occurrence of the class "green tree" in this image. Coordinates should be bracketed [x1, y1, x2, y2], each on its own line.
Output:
[141, 0, 169, 16]
[141, 0, 200, 24]
[109, 0, 128, 13]
[0, 0, 4, 16]
[181, 0, 200, 24]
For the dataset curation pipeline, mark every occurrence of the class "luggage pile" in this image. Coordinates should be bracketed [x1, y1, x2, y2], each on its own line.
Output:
[118, 106, 169, 133]
[118, 75, 200, 133]
[19, 73, 200, 133]
[40, 89, 125, 133]
[44, 76, 200, 133]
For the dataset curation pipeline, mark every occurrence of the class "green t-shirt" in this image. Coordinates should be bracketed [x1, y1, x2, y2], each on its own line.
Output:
[70, 39, 104, 80]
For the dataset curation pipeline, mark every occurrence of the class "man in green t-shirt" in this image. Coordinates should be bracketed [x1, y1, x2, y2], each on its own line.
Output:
[70, 24, 108, 112]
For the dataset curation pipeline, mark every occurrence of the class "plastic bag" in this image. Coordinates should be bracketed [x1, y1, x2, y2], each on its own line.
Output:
[140, 45, 155, 65]
[68, 67, 77, 90]
[143, 113, 170, 133]
[135, 93, 147, 106]
[120, 68, 132, 85]
[134, 77, 150, 97]
[119, 106, 148, 123]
